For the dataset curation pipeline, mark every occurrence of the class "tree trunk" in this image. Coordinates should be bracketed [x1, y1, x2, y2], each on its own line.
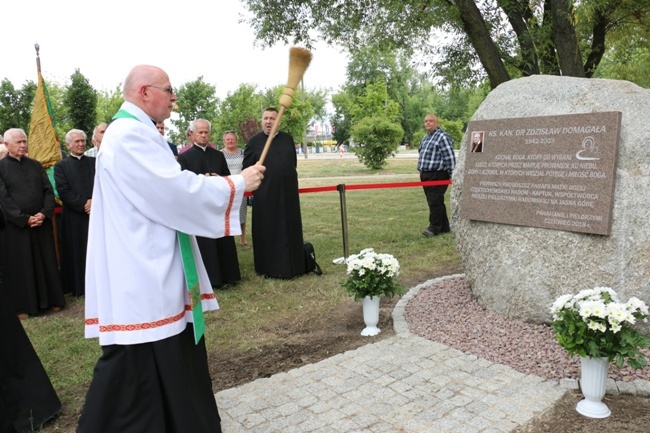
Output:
[498, 0, 540, 76]
[583, 10, 608, 78]
[538, 0, 561, 75]
[454, 0, 511, 88]
[550, 0, 585, 77]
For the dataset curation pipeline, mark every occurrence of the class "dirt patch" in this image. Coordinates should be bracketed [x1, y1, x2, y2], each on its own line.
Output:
[513, 391, 650, 433]
[208, 296, 398, 391]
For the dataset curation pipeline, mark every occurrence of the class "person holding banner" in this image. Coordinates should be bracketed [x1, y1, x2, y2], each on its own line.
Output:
[417, 114, 455, 237]
[77, 65, 265, 433]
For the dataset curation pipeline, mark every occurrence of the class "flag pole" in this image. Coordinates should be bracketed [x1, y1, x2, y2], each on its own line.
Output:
[34, 42, 61, 266]
[35, 43, 41, 74]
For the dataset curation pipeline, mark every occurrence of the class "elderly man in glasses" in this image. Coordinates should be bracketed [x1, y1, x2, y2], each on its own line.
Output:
[77, 65, 265, 433]
[177, 119, 241, 289]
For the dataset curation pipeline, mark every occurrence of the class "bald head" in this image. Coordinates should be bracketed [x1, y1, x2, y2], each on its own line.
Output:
[122, 65, 177, 122]
[424, 114, 439, 133]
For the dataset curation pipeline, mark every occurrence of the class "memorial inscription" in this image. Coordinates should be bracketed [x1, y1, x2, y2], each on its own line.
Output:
[460, 112, 621, 235]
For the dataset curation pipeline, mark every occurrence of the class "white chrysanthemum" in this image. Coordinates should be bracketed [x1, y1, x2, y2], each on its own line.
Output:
[627, 297, 649, 315]
[607, 303, 628, 323]
[610, 322, 622, 333]
[578, 300, 596, 319]
[346, 249, 400, 282]
[587, 320, 600, 331]
[590, 301, 608, 319]
[594, 286, 619, 302]
[596, 322, 607, 333]
[575, 289, 596, 300]
[550, 294, 574, 314]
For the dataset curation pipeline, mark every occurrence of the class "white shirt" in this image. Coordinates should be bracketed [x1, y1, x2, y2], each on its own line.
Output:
[84, 101, 244, 345]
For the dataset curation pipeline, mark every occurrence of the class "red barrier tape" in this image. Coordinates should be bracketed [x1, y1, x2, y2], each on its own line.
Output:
[243, 180, 451, 196]
[299, 180, 452, 194]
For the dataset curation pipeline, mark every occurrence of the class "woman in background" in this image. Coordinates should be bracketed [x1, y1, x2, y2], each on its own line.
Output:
[221, 130, 249, 248]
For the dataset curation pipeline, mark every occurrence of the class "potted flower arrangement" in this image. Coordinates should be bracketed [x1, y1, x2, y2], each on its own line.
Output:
[342, 248, 404, 336]
[550, 286, 650, 418]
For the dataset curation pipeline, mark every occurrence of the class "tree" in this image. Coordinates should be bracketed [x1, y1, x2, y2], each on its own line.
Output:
[214, 83, 265, 146]
[592, 11, 650, 88]
[260, 85, 328, 146]
[331, 90, 353, 145]
[172, 76, 219, 143]
[96, 86, 124, 124]
[65, 69, 97, 137]
[350, 116, 404, 170]
[0, 79, 35, 133]
[242, 0, 650, 88]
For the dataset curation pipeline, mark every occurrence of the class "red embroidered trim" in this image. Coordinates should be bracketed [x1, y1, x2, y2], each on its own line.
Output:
[223, 176, 236, 235]
[85, 293, 216, 329]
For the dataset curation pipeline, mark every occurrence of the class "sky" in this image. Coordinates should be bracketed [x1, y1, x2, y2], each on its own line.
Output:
[2, 0, 350, 99]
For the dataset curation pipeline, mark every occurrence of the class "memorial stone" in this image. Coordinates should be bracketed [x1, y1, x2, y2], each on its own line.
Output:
[450, 76, 650, 328]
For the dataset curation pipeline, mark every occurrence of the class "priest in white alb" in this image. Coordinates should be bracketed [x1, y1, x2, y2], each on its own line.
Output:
[76, 64, 265, 433]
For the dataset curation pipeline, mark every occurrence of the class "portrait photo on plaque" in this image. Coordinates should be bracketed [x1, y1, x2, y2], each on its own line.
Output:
[470, 131, 484, 153]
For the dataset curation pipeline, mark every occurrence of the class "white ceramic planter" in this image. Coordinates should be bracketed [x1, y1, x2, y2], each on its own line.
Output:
[361, 295, 381, 336]
[576, 356, 611, 418]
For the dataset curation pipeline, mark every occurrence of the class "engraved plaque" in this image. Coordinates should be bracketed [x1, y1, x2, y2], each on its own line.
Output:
[460, 112, 622, 235]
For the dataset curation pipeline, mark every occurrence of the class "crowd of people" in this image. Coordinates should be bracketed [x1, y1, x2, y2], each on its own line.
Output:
[0, 59, 455, 431]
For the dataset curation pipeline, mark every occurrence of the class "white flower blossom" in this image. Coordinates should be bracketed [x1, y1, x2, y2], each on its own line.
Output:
[587, 320, 600, 331]
[578, 301, 595, 319]
[550, 294, 574, 315]
[607, 303, 628, 323]
[627, 297, 649, 315]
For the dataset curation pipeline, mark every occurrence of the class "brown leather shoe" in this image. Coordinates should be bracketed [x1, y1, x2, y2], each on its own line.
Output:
[17, 313, 29, 320]
[49, 306, 62, 313]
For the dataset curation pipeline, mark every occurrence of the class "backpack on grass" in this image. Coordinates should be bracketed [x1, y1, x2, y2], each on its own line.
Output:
[304, 241, 323, 275]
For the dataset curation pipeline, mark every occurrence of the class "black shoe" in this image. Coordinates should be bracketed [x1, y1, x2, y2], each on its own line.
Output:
[422, 229, 437, 238]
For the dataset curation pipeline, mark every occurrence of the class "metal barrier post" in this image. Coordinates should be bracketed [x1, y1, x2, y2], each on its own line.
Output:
[337, 184, 349, 259]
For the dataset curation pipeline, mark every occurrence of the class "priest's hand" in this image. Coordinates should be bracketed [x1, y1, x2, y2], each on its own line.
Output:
[84, 199, 92, 214]
[241, 163, 266, 192]
[27, 213, 45, 228]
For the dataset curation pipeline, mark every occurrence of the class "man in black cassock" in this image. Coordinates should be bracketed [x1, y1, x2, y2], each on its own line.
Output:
[54, 129, 95, 297]
[0, 200, 62, 433]
[177, 119, 240, 288]
[0, 129, 65, 318]
[243, 107, 306, 279]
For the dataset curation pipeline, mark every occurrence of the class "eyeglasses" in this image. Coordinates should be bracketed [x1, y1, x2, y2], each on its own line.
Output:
[146, 85, 176, 95]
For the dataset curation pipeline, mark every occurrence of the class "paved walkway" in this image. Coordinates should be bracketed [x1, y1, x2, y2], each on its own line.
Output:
[215, 276, 571, 432]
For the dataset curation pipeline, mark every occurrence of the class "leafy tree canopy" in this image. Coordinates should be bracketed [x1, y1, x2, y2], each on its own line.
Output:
[64, 69, 98, 137]
[0, 79, 35, 134]
[242, 0, 650, 88]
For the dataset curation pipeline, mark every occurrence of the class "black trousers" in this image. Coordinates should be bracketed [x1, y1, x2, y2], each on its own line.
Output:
[77, 325, 222, 433]
[420, 171, 450, 234]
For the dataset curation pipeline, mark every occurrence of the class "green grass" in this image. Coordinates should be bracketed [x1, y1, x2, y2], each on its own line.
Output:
[22, 155, 463, 431]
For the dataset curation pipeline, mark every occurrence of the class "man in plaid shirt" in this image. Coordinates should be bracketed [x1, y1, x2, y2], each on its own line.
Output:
[417, 114, 455, 237]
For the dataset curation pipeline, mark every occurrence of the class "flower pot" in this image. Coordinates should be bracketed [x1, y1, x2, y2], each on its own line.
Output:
[361, 295, 381, 336]
[576, 356, 611, 418]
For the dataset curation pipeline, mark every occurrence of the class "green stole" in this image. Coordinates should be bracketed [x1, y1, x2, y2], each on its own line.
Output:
[112, 109, 205, 344]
